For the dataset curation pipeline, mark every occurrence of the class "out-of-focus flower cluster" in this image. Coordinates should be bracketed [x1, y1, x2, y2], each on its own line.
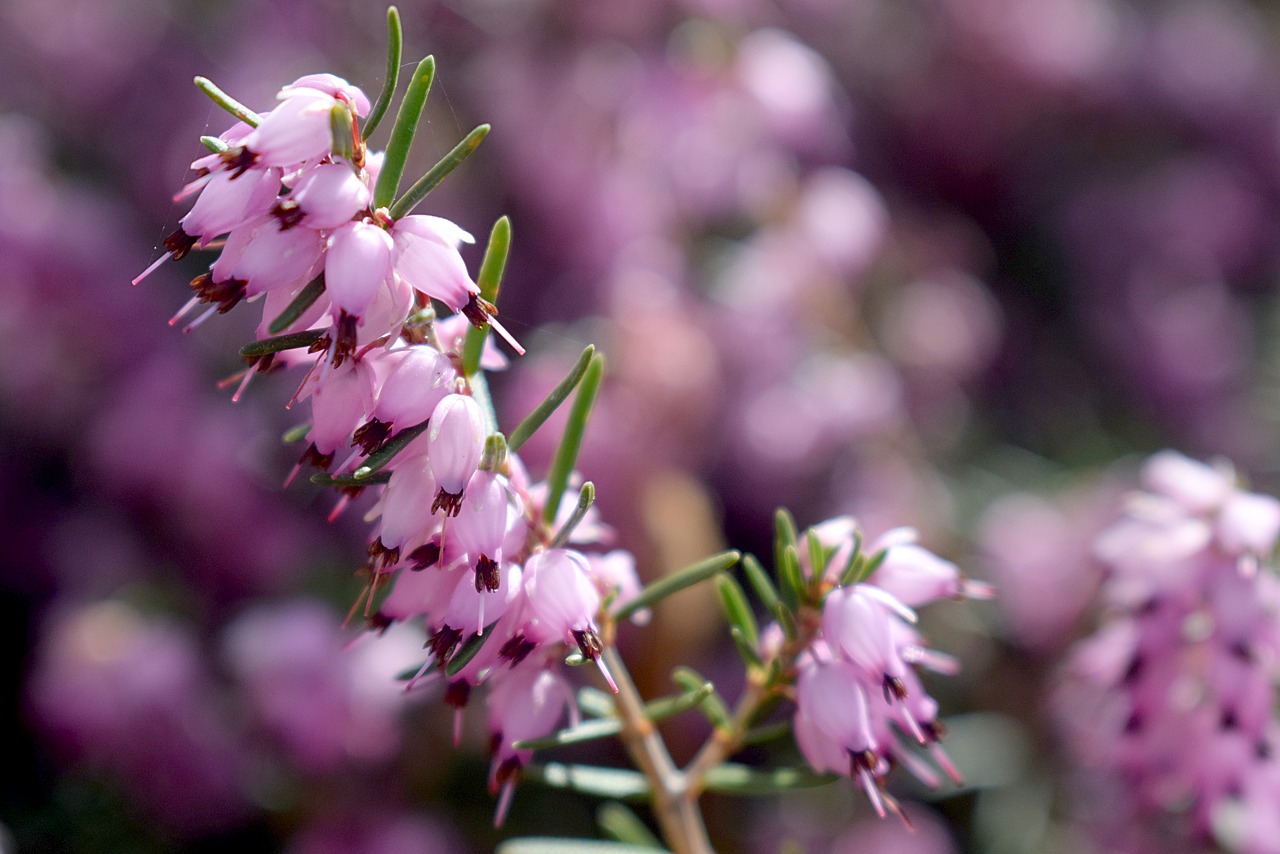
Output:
[1057, 452, 1280, 853]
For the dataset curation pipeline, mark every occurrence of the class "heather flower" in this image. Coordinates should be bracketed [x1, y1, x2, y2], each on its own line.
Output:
[427, 392, 486, 516]
[1056, 451, 1280, 850]
[486, 661, 577, 824]
[326, 220, 393, 317]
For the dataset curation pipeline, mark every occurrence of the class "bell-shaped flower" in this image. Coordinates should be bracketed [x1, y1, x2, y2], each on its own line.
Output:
[1141, 450, 1235, 515]
[212, 216, 324, 297]
[325, 221, 392, 317]
[427, 393, 486, 517]
[180, 166, 281, 244]
[518, 549, 606, 672]
[486, 663, 577, 823]
[241, 90, 340, 168]
[446, 471, 518, 594]
[281, 162, 371, 229]
[391, 215, 479, 310]
[822, 584, 915, 701]
[371, 345, 456, 429]
[440, 561, 524, 639]
[869, 533, 994, 607]
[280, 74, 371, 116]
[1217, 490, 1280, 561]
[374, 455, 440, 556]
[380, 560, 465, 623]
[308, 360, 375, 455]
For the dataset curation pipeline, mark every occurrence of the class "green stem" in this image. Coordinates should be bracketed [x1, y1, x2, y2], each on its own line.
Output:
[194, 76, 261, 127]
[386, 124, 490, 220]
[372, 55, 435, 210]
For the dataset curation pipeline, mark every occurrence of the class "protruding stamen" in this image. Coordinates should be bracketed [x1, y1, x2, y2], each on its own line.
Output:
[432, 487, 465, 517]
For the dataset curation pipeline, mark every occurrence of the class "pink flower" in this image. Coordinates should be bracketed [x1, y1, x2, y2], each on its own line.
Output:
[486, 662, 577, 823]
[326, 221, 393, 317]
[427, 393, 486, 516]
[281, 161, 371, 230]
[391, 215, 479, 310]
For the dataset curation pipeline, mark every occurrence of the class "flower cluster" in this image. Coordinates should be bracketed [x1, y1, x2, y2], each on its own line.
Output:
[137, 71, 641, 822]
[1058, 451, 1280, 852]
[784, 519, 991, 822]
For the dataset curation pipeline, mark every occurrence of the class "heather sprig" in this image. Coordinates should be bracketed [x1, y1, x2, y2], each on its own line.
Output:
[136, 11, 982, 852]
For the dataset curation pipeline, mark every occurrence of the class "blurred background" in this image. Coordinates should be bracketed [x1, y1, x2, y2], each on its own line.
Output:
[5, 0, 1280, 851]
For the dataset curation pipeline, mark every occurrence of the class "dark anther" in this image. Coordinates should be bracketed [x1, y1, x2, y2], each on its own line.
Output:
[367, 611, 393, 634]
[1221, 709, 1239, 731]
[1123, 712, 1143, 734]
[367, 537, 401, 569]
[475, 555, 501, 593]
[432, 487, 465, 518]
[298, 442, 335, 471]
[920, 720, 945, 743]
[407, 540, 442, 571]
[492, 756, 523, 791]
[270, 199, 305, 230]
[428, 625, 463, 664]
[444, 679, 471, 709]
[882, 674, 908, 704]
[163, 228, 198, 260]
[218, 146, 259, 178]
[461, 293, 499, 329]
[354, 419, 394, 455]
[572, 628, 603, 662]
[189, 272, 246, 314]
[498, 634, 536, 666]
[330, 312, 358, 368]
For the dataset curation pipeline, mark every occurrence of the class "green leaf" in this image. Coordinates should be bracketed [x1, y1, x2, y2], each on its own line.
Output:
[497, 839, 668, 854]
[542, 353, 604, 524]
[837, 530, 864, 587]
[513, 717, 622, 751]
[524, 763, 650, 801]
[361, 6, 402, 140]
[268, 275, 325, 334]
[311, 470, 392, 488]
[372, 55, 435, 210]
[239, 329, 325, 359]
[479, 432, 509, 472]
[508, 345, 596, 452]
[350, 419, 432, 479]
[741, 553, 794, 639]
[806, 528, 828, 582]
[282, 422, 311, 444]
[200, 135, 228, 153]
[597, 803, 664, 849]
[612, 550, 740, 622]
[741, 720, 793, 746]
[462, 216, 512, 376]
[577, 686, 617, 719]
[715, 576, 757, 647]
[702, 763, 837, 795]
[549, 482, 595, 549]
[194, 76, 261, 127]
[329, 102, 355, 160]
[643, 682, 716, 722]
[388, 124, 490, 220]
[445, 621, 499, 676]
[776, 544, 805, 612]
[773, 508, 798, 573]
[671, 667, 730, 729]
[729, 626, 763, 669]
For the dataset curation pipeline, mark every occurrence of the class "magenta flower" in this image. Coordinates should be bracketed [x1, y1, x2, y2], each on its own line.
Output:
[427, 392, 486, 517]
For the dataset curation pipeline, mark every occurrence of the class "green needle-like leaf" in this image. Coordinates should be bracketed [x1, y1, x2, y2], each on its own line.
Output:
[329, 102, 355, 160]
[268, 275, 325, 334]
[282, 423, 311, 444]
[806, 528, 828, 581]
[542, 353, 604, 524]
[741, 720, 793, 746]
[773, 509, 798, 581]
[597, 803, 664, 849]
[350, 419, 432, 479]
[525, 763, 651, 801]
[200, 135, 228, 153]
[577, 686, 618, 719]
[462, 216, 512, 376]
[671, 667, 731, 729]
[497, 838, 668, 854]
[508, 345, 595, 452]
[741, 553, 795, 639]
[715, 575, 758, 647]
[549, 482, 595, 549]
[612, 550, 740, 622]
[730, 626, 763, 669]
[194, 76, 261, 127]
[239, 329, 325, 359]
[311, 470, 392, 488]
[387, 124, 490, 220]
[372, 55, 435, 210]
[514, 717, 622, 751]
[837, 530, 864, 587]
[445, 622, 499, 676]
[777, 545, 805, 611]
[702, 763, 837, 795]
[361, 6, 402, 140]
